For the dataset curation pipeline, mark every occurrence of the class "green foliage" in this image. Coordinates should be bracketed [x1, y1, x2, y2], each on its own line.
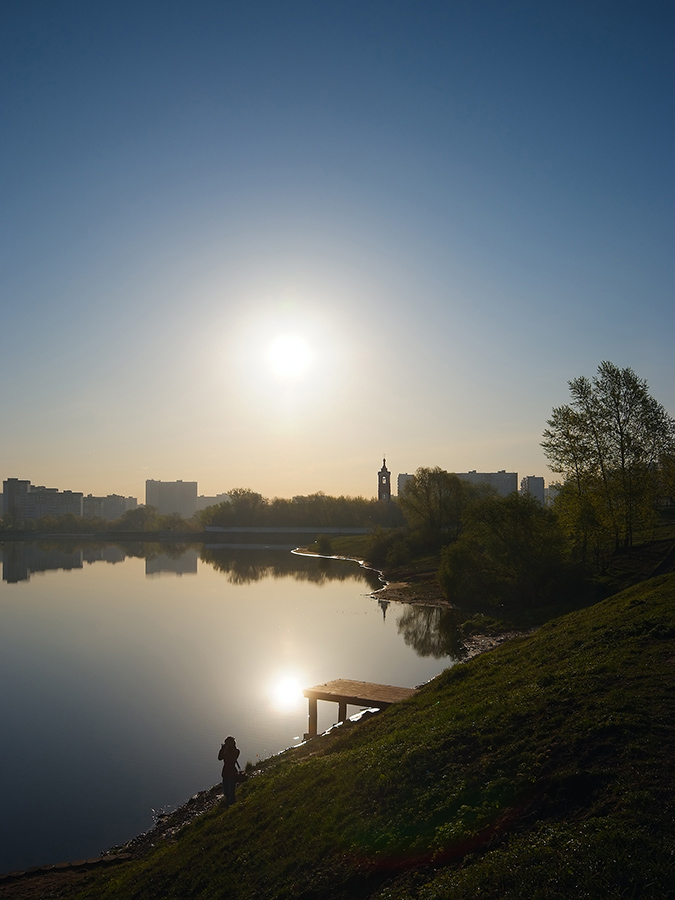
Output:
[114, 505, 159, 532]
[438, 493, 586, 610]
[200, 490, 404, 529]
[0, 507, 201, 535]
[154, 512, 199, 532]
[460, 613, 505, 636]
[542, 361, 675, 556]
[35, 513, 105, 534]
[398, 467, 474, 547]
[67, 574, 675, 900]
[315, 533, 333, 555]
[365, 526, 414, 567]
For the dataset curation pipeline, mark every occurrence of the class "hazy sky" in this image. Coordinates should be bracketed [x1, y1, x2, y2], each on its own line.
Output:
[2, 1, 673, 500]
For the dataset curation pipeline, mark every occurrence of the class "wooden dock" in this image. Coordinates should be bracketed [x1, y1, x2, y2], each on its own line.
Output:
[303, 678, 418, 738]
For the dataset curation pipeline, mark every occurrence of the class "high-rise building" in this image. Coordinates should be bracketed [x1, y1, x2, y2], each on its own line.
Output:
[82, 494, 138, 520]
[2, 478, 83, 521]
[397, 473, 414, 496]
[545, 483, 561, 507]
[520, 476, 545, 505]
[196, 493, 230, 512]
[145, 480, 198, 518]
[455, 470, 518, 497]
[2, 479, 30, 516]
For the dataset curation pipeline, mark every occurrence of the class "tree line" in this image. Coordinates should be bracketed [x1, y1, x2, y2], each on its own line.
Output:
[3, 361, 672, 615]
[373, 362, 675, 612]
[0, 490, 403, 533]
[199, 489, 403, 529]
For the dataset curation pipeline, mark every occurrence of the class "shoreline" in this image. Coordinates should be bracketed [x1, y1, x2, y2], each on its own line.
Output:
[295, 546, 452, 607]
[0, 632, 523, 897]
[0, 546, 522, 894]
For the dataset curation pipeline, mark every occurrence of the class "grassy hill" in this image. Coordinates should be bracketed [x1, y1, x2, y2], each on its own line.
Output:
[30, 571, 673, 900]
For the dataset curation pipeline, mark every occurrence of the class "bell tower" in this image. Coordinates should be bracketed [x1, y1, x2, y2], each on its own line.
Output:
[378, 457, 391, 502]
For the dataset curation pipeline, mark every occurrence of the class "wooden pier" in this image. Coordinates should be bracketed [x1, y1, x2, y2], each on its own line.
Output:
[303, 678, 418, 738]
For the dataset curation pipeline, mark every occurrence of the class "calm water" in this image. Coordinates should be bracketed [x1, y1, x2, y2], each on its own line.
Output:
[0, 542, 458, 873]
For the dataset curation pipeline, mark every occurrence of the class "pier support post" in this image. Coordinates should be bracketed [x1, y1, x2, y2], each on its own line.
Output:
[304, 679, 418, 741]
[307, 696, 318, 738]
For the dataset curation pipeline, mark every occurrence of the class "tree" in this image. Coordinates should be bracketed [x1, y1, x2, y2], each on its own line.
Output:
[115, 505, 159, 532]
[155, 512, 196, 532]
[542, 362, 675, 552]
[398, 467, 470, 546]
[201, 489, 268, 527]
[438, 493, 579, 610]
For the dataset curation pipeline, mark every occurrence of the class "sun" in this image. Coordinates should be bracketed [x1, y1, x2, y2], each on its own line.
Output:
[266, 334, 312, 379]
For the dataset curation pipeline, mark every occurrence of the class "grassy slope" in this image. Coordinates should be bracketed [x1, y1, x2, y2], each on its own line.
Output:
[65, 573, 675, 900]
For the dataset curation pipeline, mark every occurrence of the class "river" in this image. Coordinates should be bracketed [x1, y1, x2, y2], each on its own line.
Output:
[0, 541, 460, 873]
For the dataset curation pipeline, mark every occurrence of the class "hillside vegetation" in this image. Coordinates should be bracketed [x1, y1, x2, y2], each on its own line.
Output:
[51, 572, 675, 900]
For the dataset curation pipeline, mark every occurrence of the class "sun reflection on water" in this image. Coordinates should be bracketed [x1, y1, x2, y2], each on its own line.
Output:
[269, 674, 305, 713]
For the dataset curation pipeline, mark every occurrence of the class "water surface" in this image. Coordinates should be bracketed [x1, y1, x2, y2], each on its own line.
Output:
[0, 542, 457, 872]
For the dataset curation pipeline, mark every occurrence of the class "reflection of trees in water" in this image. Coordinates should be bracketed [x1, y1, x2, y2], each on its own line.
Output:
[396, 605, 465, 660]
[1, 541, 383, 589]
[200, 548, 381, 588]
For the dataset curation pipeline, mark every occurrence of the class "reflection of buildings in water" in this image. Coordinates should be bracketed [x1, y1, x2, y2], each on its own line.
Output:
[2, 545, 84, 584]
[145, 550, 199, 577]
[378, 597, 390, 621]
[82, 546, 127, 565]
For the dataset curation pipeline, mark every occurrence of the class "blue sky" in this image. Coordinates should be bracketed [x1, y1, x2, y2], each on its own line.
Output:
[1, 1, 673, 499]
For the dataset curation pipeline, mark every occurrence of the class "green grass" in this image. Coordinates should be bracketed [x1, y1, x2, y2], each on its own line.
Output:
[65, 573, 675, 900]
[324, 533, 374, 559]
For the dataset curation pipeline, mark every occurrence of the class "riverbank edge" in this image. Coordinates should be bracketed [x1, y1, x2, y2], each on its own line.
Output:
[295, 546, 529, 659]
[0, 544, 518, 893]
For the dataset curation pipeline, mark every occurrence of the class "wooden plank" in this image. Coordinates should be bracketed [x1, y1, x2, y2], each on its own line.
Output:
[303, 678, 417, 708]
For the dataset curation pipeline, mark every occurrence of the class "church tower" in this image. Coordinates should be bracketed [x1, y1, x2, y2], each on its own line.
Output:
[378, 458, 391, 502]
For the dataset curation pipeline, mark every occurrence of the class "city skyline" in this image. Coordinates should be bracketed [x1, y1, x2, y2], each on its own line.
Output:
[1, 464, 561, 517]
[2, 3, 673, 499]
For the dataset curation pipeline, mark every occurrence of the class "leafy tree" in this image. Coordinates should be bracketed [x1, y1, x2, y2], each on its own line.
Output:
[200, 489, 268, 527]
[114, 505, 159, 532]
[29, 513, 104, 534]
[398, 467, 473, 547]
[542, 361, 675, 553]
[315, 534, 333, 555]
[200, 489, 403, 529]
[155, 512, 197, 532]
[365, 526, 414, 567]
[438, 493, 580, 610]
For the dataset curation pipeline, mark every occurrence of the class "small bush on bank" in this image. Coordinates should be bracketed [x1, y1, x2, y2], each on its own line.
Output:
[316, 534, 333, 555]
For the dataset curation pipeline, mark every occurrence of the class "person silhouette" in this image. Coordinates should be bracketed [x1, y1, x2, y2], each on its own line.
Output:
[218, 736, 241, 806]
